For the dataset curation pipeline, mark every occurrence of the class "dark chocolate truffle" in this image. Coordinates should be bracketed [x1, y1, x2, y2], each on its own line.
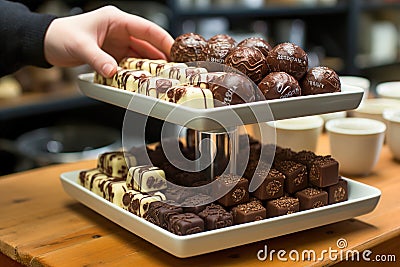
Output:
[237, 37, 272, 58]
[301, 66, 341, 95]
[210, 73, 256, 105]
[206, 34, 236, 64]
[258, 72, 301, 100]
[224, 46, 268, 84]
[170, 33, 207, 62]
[266, 42, 308, 80]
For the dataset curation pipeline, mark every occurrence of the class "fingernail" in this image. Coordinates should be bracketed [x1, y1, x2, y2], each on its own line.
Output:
[102, 63, 115, 77]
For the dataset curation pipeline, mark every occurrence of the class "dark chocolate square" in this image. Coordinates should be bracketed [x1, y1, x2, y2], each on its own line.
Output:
[326, 178, 348, 204]
[231, 200, 266, 224]
[252, 168, 285, 200]
[266, 196, 300, 218]
[198, 204, 233, 230]
[163, 185, 194, 203]
[180, 193, 213, 214]
[143, 200, 183, 229]
[295, 187, 328, 211]
[275, 160, 308, 194]
[308, 156, 339, 187]
[213, 174, 249, 207]
[168, 213, 204, 235]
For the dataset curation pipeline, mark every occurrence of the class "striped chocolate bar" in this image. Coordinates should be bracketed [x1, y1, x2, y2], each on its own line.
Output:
[137, 76, 180, 99]
[165, 85, 214, 109]
[122, 190, 166, 217]
[97, 151, 137, 179]
[126, 165, 167, 193]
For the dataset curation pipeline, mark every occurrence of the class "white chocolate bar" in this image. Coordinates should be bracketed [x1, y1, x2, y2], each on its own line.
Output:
[126, 165, 167, 193]
[97, 151, 137, 179]
[110, 68, 151, 92]
[165, 85, 214, 109]
[122, 190, 166, 217]
[91, 176, 124, 197]
[137, 76, 180, 99]
[94, 72, 113, 86]
[119, 57, 187, 76]
[102, 180, 128, 207]
[187, 72, 226, 89]
[78, 168, 108, 190]
[159, 66, 208, 83]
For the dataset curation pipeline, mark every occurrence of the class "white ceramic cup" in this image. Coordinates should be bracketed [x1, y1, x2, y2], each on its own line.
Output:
[352, 98, 400, 126]
[340, 76, 370, 103]
[376, 81, 400, 100]
[263, 115, 324, 152]
[325, 118, 386, 176]
[383, 109, 400, 161]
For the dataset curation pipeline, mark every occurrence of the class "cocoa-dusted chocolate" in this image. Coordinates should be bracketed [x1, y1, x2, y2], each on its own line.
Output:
[170, 33, 207, 62]
[266, 42, 308, 80]
[252, 168, 285, 200]
[301, 66, 341, 95]
[237, 37, 272, 58]
[266, 196, 299, 218]
[275, 160, 308, 194]
[231, 200, 266, 224]
[258, 72, 301, 100]
[210, 73, 256, 106]
[295, 187, 328, 211]
[326, 178, 348, 204]
[206, 34, 236, 64]
[224, 46, 268, 84]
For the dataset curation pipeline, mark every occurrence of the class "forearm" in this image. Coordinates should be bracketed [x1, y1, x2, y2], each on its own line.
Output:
[0, 0, 57, 76]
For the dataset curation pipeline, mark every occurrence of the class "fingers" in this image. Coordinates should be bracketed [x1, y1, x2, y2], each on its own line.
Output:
[120, 12, 174, 59]
[128, 36, 168, 60]
[77, 38, 118, 77]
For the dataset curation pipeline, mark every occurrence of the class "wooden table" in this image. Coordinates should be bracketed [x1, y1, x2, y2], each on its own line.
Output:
[0, 134, 399, 266]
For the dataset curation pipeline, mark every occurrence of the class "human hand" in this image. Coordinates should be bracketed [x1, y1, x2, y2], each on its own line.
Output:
[44, 6, 174, 77]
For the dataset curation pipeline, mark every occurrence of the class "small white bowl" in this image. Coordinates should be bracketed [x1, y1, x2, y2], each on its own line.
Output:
[264, 115, 324, 152]
[376, 81, 400, 99]
[383, 108, 400, 161]
[325, 117, 386, 176]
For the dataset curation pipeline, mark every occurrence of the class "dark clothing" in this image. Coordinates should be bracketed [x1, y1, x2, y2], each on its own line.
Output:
[0, 0, 57, 76]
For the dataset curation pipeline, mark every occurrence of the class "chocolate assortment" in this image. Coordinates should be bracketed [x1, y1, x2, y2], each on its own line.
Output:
[78, 135, 348, 236]
[94, 32, 341, 108]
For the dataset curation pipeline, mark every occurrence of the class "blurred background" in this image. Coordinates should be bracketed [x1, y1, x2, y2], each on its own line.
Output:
[1, 0, 400, 175]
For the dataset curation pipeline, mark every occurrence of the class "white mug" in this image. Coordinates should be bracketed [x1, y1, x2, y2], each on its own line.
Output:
[383, 109, 400, 161]
[326, 118, 386, 176]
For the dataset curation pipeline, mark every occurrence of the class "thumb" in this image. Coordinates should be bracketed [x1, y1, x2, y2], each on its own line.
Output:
[79, 42, 118, 77]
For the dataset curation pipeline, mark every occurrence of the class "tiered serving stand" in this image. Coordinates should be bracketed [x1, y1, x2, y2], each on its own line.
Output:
[60, 72, 381, 258]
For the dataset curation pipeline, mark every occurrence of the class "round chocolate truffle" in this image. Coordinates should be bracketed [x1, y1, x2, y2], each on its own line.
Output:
[258, 72, 301, 100]
[266, 42, 308, 80]
[210, 73, 256, 106]
[301, 66, 341, 95]
[237, 37, 272, 58]
[206, 34, 236, 64]
[224, 46, 268, 84]
[170, 33, 207, 62]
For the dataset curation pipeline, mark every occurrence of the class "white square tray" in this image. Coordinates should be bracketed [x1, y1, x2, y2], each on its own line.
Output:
[77, 73, 363, 131]
[60, 170, 380, 258]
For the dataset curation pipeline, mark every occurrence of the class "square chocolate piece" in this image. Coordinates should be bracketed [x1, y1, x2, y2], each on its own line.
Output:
[180, 193, 213, 214]
[275, 160, 308, 194]
[231, 200, 266, 224]
[163, 185, 194, 203]
[266, 196, 300, 218]
[308, 156, 339, 187]
[198, 204, 233, 230]
[168, 213, 204, 235]
[295, 187, 328, 211]
[143, 200, 183, 229]
[213, 174, 249, 207]
[326, 178, 348, 204]
[252, 168, 285, 200]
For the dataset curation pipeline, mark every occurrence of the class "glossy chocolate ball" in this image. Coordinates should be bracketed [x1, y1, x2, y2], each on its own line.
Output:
[237, 37, 272, 58]
[301, 66, 341, 95]
[224, 46, 268, 84]
[210, 73, 256, 105]
[170, 33, 207, 62]
[266, 42, 308, 80]
[206, 34, 237, 64]
[258, 72, 301, 100]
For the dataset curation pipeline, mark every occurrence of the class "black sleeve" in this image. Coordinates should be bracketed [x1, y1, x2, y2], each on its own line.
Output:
[0, 0, 57, 76]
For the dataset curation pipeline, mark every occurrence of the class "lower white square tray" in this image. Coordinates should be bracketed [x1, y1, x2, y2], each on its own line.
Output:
[60, 170, 380, 258]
